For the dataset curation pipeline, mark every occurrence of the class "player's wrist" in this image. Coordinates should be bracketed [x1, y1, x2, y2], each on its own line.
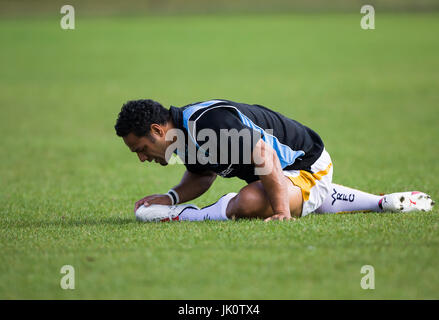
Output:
[164, 193, 174, 205]
[274, 210, 290, 216]
[166, 189, 180, 205]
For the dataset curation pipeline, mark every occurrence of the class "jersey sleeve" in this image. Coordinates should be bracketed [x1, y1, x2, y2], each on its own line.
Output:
[189, 107, 261, 166]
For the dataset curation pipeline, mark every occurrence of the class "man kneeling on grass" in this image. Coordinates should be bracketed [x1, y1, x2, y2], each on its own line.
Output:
[114, 99, 434, 222]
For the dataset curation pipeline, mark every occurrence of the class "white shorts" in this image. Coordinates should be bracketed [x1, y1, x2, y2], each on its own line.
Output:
[283, 149, 333, 217]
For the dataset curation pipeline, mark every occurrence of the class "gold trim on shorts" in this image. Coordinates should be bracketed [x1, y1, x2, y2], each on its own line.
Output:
[287, 163, 333, 201]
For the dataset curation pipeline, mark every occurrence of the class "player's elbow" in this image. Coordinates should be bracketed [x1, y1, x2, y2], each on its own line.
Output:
[252, 139, 276, 175]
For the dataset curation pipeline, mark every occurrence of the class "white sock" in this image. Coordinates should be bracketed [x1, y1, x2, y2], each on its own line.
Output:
[314, 184, 383, 214]
[179, 193, 237, 221]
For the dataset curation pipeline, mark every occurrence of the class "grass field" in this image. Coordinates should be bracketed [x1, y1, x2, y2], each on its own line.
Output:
[0, 12, 438, 299]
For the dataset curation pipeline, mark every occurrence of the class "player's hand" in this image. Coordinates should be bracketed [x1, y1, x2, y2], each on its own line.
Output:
[264, 212, 296, 222]
[134, 194, 172, 213]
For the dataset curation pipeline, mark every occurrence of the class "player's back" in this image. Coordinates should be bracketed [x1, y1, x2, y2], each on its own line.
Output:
[178, 99, 325, 173]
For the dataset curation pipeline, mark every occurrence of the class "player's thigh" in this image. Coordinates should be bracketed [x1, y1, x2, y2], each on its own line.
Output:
[286, 179, 303, 217]
[251, 177, 303, 217]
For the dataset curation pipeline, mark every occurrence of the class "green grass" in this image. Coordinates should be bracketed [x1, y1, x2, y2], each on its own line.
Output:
[0, 13, 438, 299]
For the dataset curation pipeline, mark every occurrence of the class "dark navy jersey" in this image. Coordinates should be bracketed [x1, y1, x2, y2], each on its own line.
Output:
[169, 99, 324, 184]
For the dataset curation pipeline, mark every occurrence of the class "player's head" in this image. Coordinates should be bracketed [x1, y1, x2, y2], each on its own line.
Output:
[115, 99, 171, 166]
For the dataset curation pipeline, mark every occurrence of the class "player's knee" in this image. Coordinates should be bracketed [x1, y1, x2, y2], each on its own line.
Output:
[232, 184, 269, 218]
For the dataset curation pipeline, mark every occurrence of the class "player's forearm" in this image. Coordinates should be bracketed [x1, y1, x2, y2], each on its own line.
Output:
[172, 170, 217, 203]
[259, 161, 290, 215]
[252, 139, 290, 216]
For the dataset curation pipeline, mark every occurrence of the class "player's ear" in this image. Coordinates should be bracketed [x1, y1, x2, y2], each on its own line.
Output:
[150, 123, 165, 138]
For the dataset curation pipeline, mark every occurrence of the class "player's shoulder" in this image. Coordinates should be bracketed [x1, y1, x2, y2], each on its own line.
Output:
[180, 98, 281, 128]
[181, 99, 239, 120]
[181, 99, 229, 109]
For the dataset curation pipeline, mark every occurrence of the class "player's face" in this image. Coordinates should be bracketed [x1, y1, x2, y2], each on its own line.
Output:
[123, 131, 168, 166]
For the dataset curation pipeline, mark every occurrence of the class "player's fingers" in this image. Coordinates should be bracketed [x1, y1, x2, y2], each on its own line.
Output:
[264, 214, 280, 222]
[272, 214, 294, 221]
[134, 198, 149, 212]
[265, 214, 296, 222]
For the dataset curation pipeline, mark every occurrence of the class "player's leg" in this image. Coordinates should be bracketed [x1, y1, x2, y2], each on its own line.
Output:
[224, 148, 333, 220]
[225, 177, 303, 219]
[314, 183, 382, 213]
[314, 184, 435, 214]
[177, 177, 302, 221]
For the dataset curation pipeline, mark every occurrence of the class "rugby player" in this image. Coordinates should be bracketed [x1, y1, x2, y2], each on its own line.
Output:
[114, 99, 434, 222]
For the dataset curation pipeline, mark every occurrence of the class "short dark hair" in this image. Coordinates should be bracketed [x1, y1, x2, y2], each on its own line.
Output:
[115, 99, 170, 137]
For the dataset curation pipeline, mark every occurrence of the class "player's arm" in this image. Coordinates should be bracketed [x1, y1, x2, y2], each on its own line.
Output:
[133, 170, 216, 212]
[251, 139, 291, 220]
[172, 169, 217, 204]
